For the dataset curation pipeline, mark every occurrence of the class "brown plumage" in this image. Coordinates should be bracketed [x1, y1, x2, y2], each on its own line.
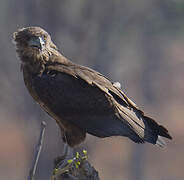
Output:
[13, 27, 172, 147]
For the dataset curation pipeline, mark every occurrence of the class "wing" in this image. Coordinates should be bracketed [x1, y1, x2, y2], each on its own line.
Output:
[45, 63, 146, 131]
[31, 61, 171, 146]
[47, 62, 140, 108]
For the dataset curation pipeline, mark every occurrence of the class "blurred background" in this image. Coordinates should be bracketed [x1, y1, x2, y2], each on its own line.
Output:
[0, 0, 183, 179]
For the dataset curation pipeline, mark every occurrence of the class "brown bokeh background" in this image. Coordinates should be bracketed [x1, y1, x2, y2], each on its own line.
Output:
[0, 0, 183, 179]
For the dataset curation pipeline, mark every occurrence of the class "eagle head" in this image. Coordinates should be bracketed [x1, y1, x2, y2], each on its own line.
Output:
[13, 27, 58, 65]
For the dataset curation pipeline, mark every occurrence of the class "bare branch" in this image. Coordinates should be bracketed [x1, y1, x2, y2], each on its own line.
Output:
[28, 121, 47, 180]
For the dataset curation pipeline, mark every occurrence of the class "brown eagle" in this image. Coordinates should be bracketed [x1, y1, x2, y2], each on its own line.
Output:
[13, 27, 172, 147]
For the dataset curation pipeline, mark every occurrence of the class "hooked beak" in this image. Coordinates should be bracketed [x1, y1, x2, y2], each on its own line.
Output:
[28, 36, 45, 50]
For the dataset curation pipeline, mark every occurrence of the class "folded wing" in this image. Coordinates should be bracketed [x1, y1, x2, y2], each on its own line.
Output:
[32, 62, 172, 147]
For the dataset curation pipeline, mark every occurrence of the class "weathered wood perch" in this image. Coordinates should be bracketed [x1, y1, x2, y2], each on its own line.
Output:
[28, 121, 100, 180]
[52, 151, 100, 180]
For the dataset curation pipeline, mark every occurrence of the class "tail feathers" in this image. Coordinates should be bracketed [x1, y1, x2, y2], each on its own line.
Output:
[144, 116, 172, 140]
[156, 136, 167, 148]
[130, 131, 167, 148]
[158, 125, 172, 139]
[117, 105, 172, 147]
[141, 116, 172, 147]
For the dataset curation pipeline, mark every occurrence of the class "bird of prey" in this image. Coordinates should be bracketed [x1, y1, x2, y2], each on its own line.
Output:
[13, 27, 172, 148]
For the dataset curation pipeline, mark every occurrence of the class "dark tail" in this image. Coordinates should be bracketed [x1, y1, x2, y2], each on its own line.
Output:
[143, 116, 172, 147]
[117, 105, 172, 148]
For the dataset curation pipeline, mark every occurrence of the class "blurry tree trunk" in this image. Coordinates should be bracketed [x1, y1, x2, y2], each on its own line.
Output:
[130, 2, 164, 180]
[131, 146, 145, 180]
